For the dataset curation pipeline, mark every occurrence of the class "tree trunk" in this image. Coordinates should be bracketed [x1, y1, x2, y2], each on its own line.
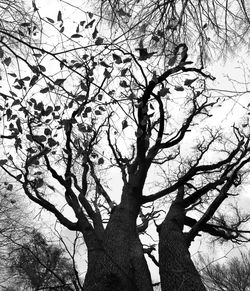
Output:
[159, 201, 207, 291]
[83, 187, 153, 291]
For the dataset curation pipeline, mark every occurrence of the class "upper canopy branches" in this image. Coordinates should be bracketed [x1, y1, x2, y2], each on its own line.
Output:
[0, 2, 249, 245]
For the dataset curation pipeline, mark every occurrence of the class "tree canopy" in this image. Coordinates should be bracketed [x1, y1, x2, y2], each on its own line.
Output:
[0, 1, 250, 290]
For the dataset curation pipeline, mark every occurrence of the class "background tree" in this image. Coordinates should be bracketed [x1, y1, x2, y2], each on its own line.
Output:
[200, 249, 250, 291]
[6, 229, 81, 291]
[0, 0, 39, 51]
[0, 175, 32, 289]
[0, 1, 250, 290]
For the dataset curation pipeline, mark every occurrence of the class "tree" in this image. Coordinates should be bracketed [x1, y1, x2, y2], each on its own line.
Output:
[98, 0, 250, 64]
[0, 1, 250, 290]
[0, 175, 32, 289]
[7, 229, 81, 290]
[200, 250, 250, 291]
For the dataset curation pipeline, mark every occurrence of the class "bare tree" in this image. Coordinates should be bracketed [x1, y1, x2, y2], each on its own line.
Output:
[7, 229, 81, 291]
[200, 250, 250, 291]
[0, 176, 33, 289]
[0, 2, 249, 290]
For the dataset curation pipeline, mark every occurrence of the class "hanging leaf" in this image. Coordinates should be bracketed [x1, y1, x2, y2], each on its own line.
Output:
[95, 37, 104, 45]
[54, 78, 66, 86]
[120, 80, 129, 87]
[16, 174, 22, 180]
[18, 30, 25, 37]
[123, 57, 132, 63]
[8, 73, 17, 77]
[80, 80, 88, 91]
[104, 68, 111, 78]
[44, 128, 52, 136]
[75, 95, 86, 102]
[40, 87, 50, 94]
[117, 8, 131, 17]
[29, 75, 39, 87]
[168, 56, 176, 66]
[152, 35, 160, 42]
[100, 61, 111, 68]
[59, 26, 64, 33]
[88, 12, 93, 18]
[113, 54, 122, 64]
[122, 119, 128, 130]
[30, 65, 40, 74]
[20, 22, 30, 27]
[99, 106, 105, 111]
[9, 91, 17, 97]
[71, 34, 82, 38]
[95, 110, 102, 115]
[92, 26, 98, 39]
[85, 107, 92, 114]
[85, 19, 95, 28]
[35, 178, 44, 188]
[180, 48, 188, 63]
[0, 47, 4, 58]
[35, 102, 44, 111]
[16, 118, 22, 133]
[38, 65, 46, 72]
[34, 171, 43, 175]
[184, 78, 198, 86]
[48, 138, 58, 147]
[45, 106, 53, 116]
[0, 159, 7, 166]
[6, 108, 12, 120]
[159, 87, 170, 96]
[3, 57, 11, 66]
[121, 68, 128, 77]
[12, 99, 20, 106]
[34, 135, 47, 143]
[175, 86, 184, 91]
[48, 184, 55, 191]
[59, 61, 65, 71]
[33, 53, 42, 58]
[57, 10, 62, 22]
[98, 157, 104, 165]
[46, 17, 54, 23]
[82, 54, 89, 60]
[7, 184, 13, 191]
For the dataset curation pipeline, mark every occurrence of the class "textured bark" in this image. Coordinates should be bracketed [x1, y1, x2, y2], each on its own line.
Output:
[159, 201, 207, 291]
[83, 187, 153, 291]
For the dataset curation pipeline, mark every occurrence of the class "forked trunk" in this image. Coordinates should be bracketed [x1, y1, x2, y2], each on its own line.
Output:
[83, 189, 153, 291]
[159, 201, 207, 291]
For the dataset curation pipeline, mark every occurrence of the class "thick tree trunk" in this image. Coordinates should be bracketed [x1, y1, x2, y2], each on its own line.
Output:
[83, 187, 153, 291]
[159, 201, 207, 291]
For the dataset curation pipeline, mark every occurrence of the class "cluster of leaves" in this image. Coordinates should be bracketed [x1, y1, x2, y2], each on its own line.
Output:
[98, 0, 250, 64]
